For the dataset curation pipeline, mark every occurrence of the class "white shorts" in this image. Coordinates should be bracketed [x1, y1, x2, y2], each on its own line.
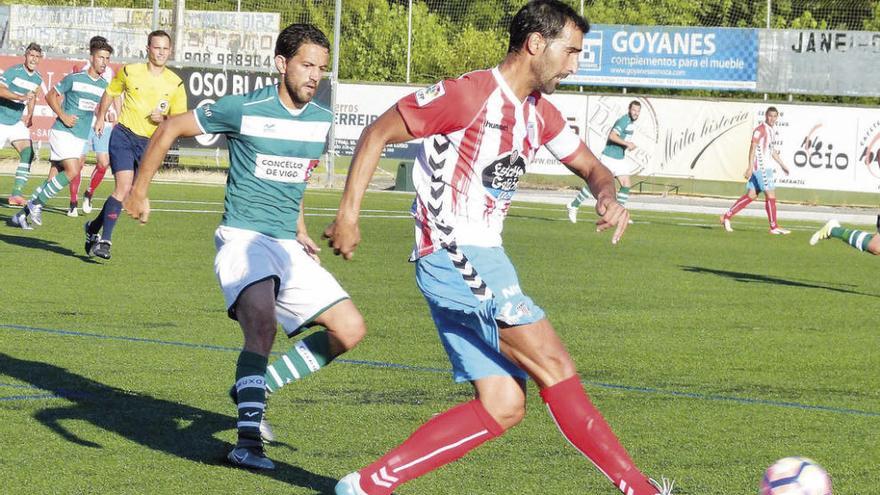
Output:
[49, 129, 86, 161]
[0, 121, 30, 147]
[214, 225, 349, 336]
[600, 154, 639, 177]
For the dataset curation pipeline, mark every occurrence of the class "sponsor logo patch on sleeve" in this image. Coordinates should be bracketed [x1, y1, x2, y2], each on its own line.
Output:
[415, 82, 445, 107]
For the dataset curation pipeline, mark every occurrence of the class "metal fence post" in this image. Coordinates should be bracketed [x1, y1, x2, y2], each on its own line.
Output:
[327, 0, 343, 188]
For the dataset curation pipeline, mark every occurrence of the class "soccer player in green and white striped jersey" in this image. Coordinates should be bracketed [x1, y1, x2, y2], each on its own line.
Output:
[122, 24, 367, 471]
[12, 39, 112, 230]
[0, 43, 43, 207]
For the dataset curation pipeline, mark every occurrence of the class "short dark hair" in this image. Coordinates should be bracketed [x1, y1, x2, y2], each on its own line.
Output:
[766, 106, 779, 115]
[25, 42, 42, 55]
[629, 100, 641, 109]
[275, 23, 330, 59]
[90, 37, 114, 55]
[147, 30, 171, 46]
[508, 0, 589, 54]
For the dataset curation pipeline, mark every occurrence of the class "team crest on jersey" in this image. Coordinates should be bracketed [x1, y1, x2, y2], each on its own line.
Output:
[482, 150, 527, 199]
[415, 82, 445, 107]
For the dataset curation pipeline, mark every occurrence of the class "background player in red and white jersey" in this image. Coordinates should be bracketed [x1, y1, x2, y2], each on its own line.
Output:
[720, 106, 791, 234]
[327, 2, 673, 495]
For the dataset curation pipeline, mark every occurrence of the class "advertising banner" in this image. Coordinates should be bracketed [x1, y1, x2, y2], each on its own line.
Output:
[5, 5, 278, 68]
[333, 83, 418, 158]
[529, 92, 589, 175]
[567, 25, 758, 91]
[758, 29, 880, 97]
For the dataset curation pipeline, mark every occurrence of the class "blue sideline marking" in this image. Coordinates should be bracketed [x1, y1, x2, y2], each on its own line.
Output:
[1, 323, 877, 417]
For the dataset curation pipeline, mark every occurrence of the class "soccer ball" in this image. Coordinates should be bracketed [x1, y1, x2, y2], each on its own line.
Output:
[761, 457, 832, 495]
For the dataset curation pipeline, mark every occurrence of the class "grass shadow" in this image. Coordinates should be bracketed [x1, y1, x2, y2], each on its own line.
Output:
[681, 265, 878, 298]
[0, 353, 338, 493]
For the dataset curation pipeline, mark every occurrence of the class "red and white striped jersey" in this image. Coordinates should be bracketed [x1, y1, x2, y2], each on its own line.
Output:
[398, 68, 582, 259]
[751, 122, 777, 172]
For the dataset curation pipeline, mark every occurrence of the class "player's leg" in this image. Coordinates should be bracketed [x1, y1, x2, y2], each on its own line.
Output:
[227, 278, 278, 470]
[617, 174, 632, 206]
[87, 126, 140, 259]
[500, 318, 667, 495]
[9, 131, 35, 205]
[810, 219, 877, 254]
[721, 179, 758, 231]
[339, 247, 523, 495]
[567, 185, 593, 223]
[84, 125, 112, 214]
[763, 171, 788, 234]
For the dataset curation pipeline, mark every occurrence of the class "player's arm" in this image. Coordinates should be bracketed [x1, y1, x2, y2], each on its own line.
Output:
[124, 111, 203, 223]
[607, 129, 635, 150]
[0, 83, 30, 103]
[96, 68, 125, 134]
[772, 150, 789, 175]
[297, 199, 321, 263]
[325, 106, 415, 259]
[45, 88, 76, 128]
[23, 87, 38, 127]
[745, 140, 757, 178]
[563, 143, 629, 244]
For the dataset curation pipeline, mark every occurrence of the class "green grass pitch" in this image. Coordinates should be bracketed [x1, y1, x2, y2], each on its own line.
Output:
[0, 177, 877, 494]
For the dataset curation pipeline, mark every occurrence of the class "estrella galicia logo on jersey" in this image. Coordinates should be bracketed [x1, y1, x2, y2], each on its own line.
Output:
[482, 150, 527, 198]
[416, 82, 445, 107]
[793, 123, 849, 170]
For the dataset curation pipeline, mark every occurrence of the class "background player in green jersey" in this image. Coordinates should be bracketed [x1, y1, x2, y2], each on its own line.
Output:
[567, 100, 641, 223]
[12, 39, 113, 230]
[122, 24, 367, 470]
[0, 42, 43, 206]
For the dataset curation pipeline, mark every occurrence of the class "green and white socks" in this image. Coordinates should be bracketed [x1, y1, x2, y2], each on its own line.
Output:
[831, 226, 874, 252]
[30, 174, 71, 207]
[568, 185, 631, 209]
[11, 147, 34, 198]
[617, 186, 631, 205]
[265, 330, 334, 393]
[234, 351, 269, 448]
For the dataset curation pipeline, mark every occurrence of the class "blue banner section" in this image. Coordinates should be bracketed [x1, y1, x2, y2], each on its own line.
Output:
[565, 25, 758, 91]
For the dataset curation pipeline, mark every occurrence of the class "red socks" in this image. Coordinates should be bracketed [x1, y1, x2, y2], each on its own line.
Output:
[724, 194, 753, 220]
[541, 376, 658, 495]
[765, 198, 778, 228]
[88, 166, 108, 197]
[69, 173, 81, 204]
[358, 400, 503, 495]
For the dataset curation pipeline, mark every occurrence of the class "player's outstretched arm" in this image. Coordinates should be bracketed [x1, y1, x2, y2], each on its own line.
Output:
[45, 88, 76, 128]
[325, 106, 415, 259]
[0, 84, 28, 103]
[124, 112, 203, 224]
[563, 143, 629, 244]
[93, 92, 114, 135]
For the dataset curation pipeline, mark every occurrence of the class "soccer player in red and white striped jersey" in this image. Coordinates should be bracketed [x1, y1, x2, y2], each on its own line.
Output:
[721, 106, 792, 234]
[326, 2, 673, 494]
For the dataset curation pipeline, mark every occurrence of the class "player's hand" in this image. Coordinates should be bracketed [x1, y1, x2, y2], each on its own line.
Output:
[743, 171, 752, 180]
[323, 219, 360, 260]
[123, 192, 151, 224]
[20, 91, 35, 103]
[106, 111, 117, 124]
[297, 232, 322, 263]
[626, 141, 637, 151]
[94, 116, 105, 136]
[60, 113, 78, 128]
[595, 197, 629, 245]
[149, 109, 164, 124]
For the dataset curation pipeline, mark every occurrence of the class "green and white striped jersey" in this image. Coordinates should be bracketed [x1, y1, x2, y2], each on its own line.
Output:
[0, 63, 43, 125]
[194, 84, 331, 240]
[50, 71, 108, 139]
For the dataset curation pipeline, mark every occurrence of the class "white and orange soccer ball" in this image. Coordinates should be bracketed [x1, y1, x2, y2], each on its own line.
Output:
[761, 457, 832, 495]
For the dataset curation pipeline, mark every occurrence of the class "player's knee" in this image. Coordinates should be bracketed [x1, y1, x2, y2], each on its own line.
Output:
[481, 394, 526, 430]
[335, 312, 366, 351]
[869, 237, 880, 255]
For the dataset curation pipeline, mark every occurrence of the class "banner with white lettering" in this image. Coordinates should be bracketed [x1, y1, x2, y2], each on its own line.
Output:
[528, 93, 589, 175]
[333, 83, 419, 158]
[758, 29, 880, 97]
[567, 25, 758, 90]
[5, 5, 278, 69]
